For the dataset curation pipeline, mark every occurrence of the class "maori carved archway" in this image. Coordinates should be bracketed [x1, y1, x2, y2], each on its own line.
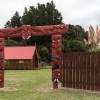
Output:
[0, 24, 68, 88]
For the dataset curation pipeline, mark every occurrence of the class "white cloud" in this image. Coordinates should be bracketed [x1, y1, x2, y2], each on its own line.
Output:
[0, 0, 100, 31]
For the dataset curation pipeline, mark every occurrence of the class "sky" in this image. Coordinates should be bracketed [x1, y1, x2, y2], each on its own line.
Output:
[0, 0, 100, 31]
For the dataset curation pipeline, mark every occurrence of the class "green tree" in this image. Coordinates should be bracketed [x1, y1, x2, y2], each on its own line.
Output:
[5, 38, 24, 46]
[62, 24, 88, 53]
[40, 47, 49, 61]
[69, 40, 87, 52]
[44, 1, 63, 25]
[11, 11, 21, 27]
[5, 21, 11, 28]
[63, 24, 87, 40]
[5, 11, 21, 28]
[22, 1, 63, 26]
[22, 7, 34, 25]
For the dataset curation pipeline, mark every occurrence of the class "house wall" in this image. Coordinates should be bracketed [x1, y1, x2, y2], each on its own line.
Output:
[5, 60, 33, 70]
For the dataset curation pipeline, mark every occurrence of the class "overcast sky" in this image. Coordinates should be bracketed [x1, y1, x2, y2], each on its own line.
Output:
[0, 0, 100, 31]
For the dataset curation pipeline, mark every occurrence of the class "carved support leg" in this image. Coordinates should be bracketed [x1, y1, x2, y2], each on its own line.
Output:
[52, 35, 62, 89]
[0, 38, 4, 88]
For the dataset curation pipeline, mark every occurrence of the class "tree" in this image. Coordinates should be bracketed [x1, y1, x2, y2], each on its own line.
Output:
[5, 38, 24, 46]
[40, 47, 49, 61]
[5, 21, 11, 28]
[21, 1, 63, 26]
[69, 40, 87, 52]
[63, 24, 87, 40]
[62, 24, 88, 53]
[22, 7, 34, 25]
[5, 11, 21, 28]
[11, 11, 21, 27]
[44, 1, 63, 25]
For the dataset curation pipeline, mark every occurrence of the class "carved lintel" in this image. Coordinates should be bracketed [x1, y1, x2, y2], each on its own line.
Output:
[0, 24, 68, 38]
[31, 24, 68, 36]
[0, 27, 22, 38]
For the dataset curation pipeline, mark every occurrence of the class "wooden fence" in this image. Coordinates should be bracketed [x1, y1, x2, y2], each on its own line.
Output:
[61, 52, 100, 91]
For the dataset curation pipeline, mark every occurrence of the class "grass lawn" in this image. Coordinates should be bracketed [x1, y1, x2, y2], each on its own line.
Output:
[0, 69, 100, 100]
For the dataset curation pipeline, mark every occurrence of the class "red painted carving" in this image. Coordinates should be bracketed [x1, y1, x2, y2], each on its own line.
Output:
[52, 69, 62, 82]
[0, 38, 4, 88]
[0, 71, 4, 81]
[52, 35, 62, 83]
[31, 24, 68, 36]
[21, 25, 31, 39]
[0, 28, 22, 37]
[0, 24, 68, 88]
[0, 24, 68, 38]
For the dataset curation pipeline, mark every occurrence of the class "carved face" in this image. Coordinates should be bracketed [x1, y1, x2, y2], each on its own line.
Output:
[52, 69, 62, 82]
[22, 25, 31, 39]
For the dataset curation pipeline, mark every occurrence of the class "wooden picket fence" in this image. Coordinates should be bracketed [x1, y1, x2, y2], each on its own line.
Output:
[61, 52, 100, 91]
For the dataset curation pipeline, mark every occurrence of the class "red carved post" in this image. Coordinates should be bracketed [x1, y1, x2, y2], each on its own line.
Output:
[0, 38, 4, 88]
[52, 35, 62, 89]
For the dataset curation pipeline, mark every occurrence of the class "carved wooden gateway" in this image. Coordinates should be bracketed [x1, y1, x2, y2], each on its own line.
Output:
[0, 24, 68, 88]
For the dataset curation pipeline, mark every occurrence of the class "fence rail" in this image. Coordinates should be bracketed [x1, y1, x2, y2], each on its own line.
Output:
[61, 52, 100, 91]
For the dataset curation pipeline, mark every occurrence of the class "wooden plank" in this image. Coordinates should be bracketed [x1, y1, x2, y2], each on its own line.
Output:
[98, 53, 100, 91]
[66, 53, 69, 87]
[61, 54, 66, 87]
[97, 52, 99, 91]
[72, 52, 76, 88]
[67, 53, 70, 87]
[83, 52, 87, 90]
[94, 52, 99, 91]
[68, 53, 73, 88]
[76, 53, 80, 89]
[87, 52, 91, 90]
[79, 52, 83, 89]
[90, 52, 92, 90]
[90, 52, 95, 90]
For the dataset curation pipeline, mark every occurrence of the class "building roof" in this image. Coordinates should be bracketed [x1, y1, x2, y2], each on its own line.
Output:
[4, 46, 37, 60]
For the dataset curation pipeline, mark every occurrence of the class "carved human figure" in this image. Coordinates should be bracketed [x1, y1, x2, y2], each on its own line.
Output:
[52, 35, 62, 83]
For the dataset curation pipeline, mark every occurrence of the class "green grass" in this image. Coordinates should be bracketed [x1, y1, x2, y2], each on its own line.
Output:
[0, 69, 100, 100]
